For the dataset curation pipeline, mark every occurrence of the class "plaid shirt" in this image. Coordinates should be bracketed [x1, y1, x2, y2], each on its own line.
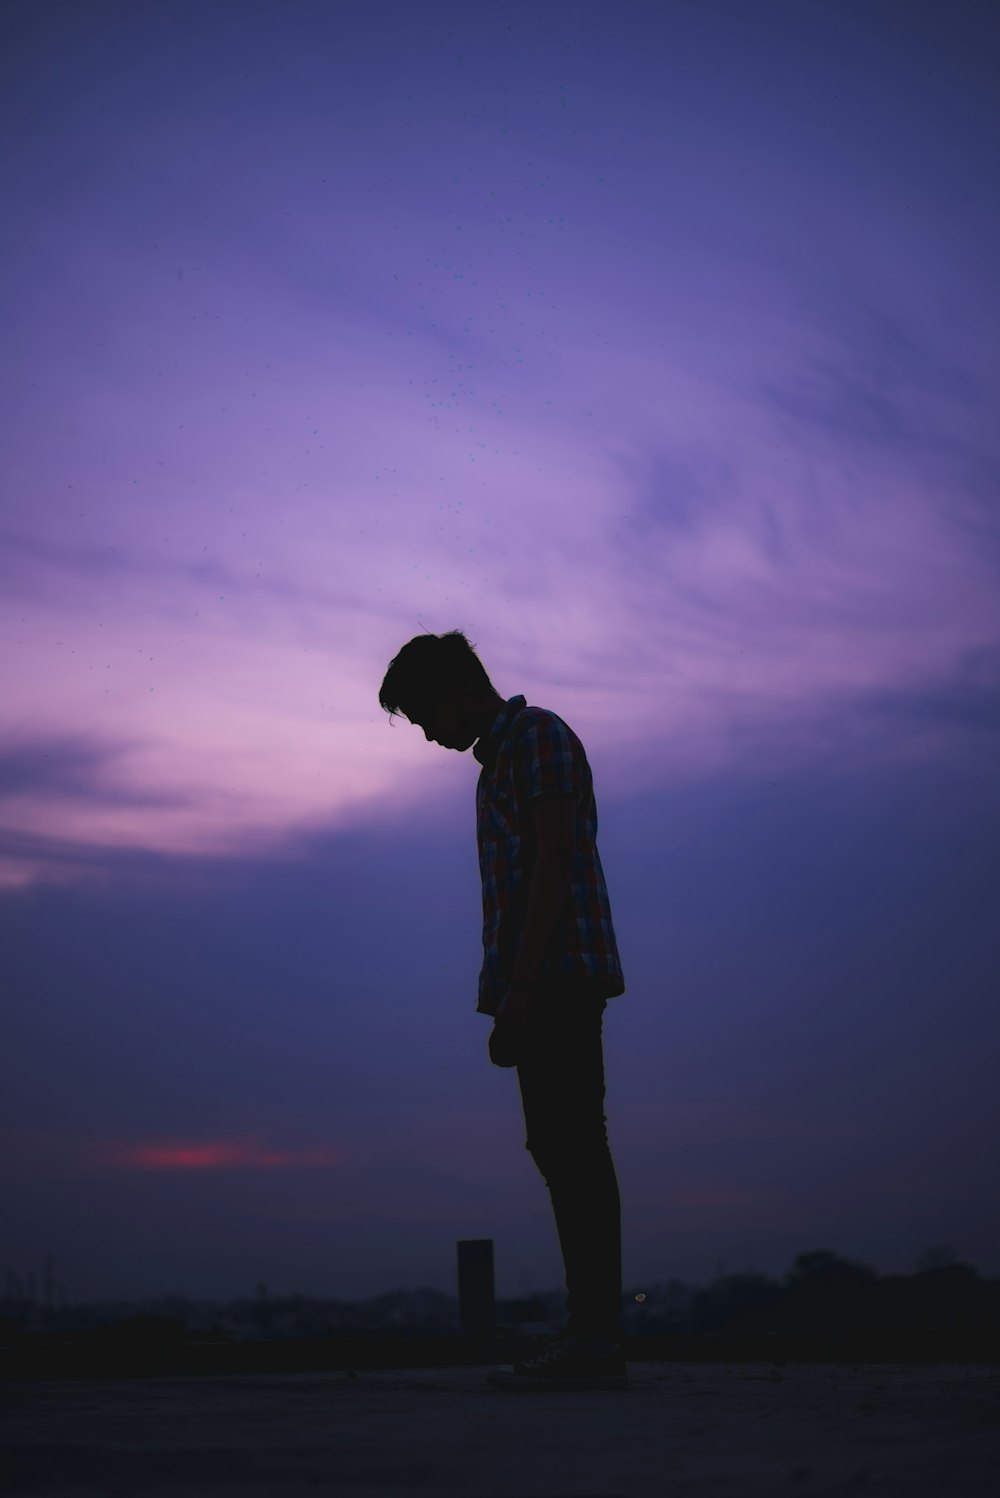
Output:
[473, 694, 626, 1015]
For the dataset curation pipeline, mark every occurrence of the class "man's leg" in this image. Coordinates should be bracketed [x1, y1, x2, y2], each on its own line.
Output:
[516, 989, 623, 1346]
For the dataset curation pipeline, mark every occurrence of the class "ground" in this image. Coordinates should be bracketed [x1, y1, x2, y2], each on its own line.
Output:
[3, 1361, 998, 1497]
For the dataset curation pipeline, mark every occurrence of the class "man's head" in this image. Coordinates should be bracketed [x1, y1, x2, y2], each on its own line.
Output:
[378, 628, 505, 752]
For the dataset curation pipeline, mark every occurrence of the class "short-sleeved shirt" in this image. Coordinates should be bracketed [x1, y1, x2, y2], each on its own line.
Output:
[473, 694, 626, 1016]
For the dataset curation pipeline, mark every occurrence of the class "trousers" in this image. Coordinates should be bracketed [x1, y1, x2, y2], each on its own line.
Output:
[514, 983, 623, 1343]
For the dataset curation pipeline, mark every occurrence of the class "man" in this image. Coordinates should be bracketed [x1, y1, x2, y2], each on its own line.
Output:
[379, 629, 628, 1391]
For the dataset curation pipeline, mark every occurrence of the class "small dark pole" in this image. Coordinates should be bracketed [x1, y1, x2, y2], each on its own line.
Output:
[457, 1238, 496, 1356]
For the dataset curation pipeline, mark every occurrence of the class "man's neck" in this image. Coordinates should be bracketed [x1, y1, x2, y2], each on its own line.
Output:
[471, 692, 506, 742]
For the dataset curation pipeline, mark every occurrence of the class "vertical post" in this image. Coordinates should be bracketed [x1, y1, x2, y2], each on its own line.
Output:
[456, 1238, 496, 1348]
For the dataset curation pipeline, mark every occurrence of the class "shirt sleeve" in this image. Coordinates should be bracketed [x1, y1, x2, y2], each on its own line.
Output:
[514, 712, 582, 802]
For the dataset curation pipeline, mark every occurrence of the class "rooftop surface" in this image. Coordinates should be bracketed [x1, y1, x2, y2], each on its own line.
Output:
[3, 1360, 998, 1497]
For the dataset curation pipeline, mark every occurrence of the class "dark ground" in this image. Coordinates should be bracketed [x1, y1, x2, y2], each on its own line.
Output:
[2, 1360, 998, 1497]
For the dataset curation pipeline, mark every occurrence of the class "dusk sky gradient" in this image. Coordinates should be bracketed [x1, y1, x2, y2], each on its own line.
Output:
[2, 0, 998, 1304]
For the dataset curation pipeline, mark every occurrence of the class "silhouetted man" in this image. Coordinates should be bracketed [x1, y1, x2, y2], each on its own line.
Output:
[380, 629, 628, 1390]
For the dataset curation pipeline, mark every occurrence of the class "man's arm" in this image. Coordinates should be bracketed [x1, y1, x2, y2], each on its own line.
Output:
[509, 796, 577, 989]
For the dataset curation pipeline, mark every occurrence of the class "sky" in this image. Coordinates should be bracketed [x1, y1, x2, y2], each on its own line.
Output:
[1, 0, 998, 1306]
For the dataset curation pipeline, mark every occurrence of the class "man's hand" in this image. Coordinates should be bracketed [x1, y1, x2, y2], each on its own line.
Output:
[488, 984, 534, 1068]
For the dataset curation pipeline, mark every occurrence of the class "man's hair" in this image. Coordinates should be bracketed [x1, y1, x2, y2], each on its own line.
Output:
[378, 628, 498, 725]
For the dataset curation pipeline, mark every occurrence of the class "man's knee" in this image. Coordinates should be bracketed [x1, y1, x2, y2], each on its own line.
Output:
[525, 1131, 565, 1173]
[526, 1128, 609, 1176]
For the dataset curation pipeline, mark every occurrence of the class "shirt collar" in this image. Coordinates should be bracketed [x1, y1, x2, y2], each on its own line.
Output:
[473, 694, 527, 768]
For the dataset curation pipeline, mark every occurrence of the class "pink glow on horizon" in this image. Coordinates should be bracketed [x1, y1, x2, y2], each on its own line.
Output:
[95, 1139, 346, 1171]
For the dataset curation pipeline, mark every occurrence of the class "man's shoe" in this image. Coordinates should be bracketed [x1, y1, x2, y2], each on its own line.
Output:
[486, 1334, 629, 1391]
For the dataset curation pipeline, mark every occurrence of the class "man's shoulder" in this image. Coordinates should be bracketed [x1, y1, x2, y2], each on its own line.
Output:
[513, 703, 580, 741]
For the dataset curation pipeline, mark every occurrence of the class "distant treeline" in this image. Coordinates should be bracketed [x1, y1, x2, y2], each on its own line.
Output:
[1, 1250, 996, 1345]
[662, 1251, 998, 1336]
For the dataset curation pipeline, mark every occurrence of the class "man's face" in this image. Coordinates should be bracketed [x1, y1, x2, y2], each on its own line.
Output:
[407, 687, 478, 751]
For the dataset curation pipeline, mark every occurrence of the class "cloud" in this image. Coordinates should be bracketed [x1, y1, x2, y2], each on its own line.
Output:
[1, 0, 996, 905]
[861, 648, 1000, 737]
[0, 733, 187, 807]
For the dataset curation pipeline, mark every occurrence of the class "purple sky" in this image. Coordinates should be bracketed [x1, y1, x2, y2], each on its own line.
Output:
[2, 0, 998, 1304]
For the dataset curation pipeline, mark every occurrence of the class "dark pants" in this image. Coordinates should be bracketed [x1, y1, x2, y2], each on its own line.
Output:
[515, 984, 623, 1343]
